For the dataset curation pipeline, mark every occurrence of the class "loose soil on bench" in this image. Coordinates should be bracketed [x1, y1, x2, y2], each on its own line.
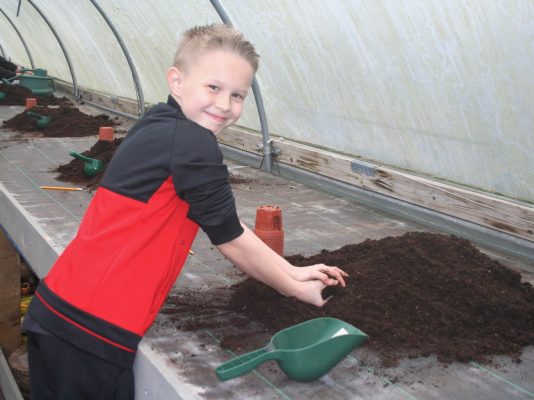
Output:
[55, 138, 124, 191]
[0, 83, 70, 107]
[2, 103, 120, 138]
[163, 232, 534, 368]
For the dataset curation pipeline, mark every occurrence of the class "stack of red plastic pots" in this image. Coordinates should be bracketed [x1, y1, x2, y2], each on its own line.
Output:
[254, 205, 284, 256]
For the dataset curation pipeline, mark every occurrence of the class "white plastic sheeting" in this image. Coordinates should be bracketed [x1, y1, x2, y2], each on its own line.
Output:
[1, 0, 533, 202]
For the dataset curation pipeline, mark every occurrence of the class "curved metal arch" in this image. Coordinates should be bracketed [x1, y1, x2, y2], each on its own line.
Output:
[0, 8, 34, 68]
[208, 0, 273, 173]
[89, 0, 145, 117]
[27, 0, 80, 100]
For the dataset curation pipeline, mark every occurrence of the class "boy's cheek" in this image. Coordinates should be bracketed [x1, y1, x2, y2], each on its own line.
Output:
[234, 104, 245, 119]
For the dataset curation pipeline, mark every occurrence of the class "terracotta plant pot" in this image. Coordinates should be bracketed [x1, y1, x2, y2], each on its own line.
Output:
[254, 205, 284, 256]
[98, 126, 114, 141]
[25, 97, 37, 110]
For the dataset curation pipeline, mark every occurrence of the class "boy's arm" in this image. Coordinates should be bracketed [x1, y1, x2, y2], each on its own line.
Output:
[216, 223, 345, 307]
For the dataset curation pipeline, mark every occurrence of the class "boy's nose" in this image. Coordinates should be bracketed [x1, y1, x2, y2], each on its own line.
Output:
[215, 95, 231, 112]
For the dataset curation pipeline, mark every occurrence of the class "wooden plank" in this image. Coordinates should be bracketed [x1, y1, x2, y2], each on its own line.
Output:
[0, 229, 20, 356]
[220, 126, 534, 243]
[362, 167, 534, 242]
[54, 79, 140, 116]
[220, 127, 363, 187]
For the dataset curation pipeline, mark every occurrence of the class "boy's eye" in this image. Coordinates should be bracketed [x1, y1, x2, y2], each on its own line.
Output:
[232, 92, 244, 101]
[208, 84, 219, 91]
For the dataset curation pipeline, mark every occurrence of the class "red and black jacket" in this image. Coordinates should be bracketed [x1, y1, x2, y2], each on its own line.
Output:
[28, 96, 244, 368]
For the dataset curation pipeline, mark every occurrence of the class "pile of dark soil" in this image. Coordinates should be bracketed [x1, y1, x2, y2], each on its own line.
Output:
[0, 83, 70, 107]
[55, 138, 123, 190]
[163, 232, 534, 367]
[2, 103, 120, 137]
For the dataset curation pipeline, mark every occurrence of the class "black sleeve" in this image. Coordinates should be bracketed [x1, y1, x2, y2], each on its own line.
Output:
[171, 123, 243, 245]
[0, 57, 17, 71]
[0, 67, 16, 79]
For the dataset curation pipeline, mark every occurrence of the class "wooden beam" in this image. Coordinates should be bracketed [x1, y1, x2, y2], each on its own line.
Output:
[54, 79, 140, 116]
[220, 126, 534, 243]
[219, 127, 363, 186]
[0, 229, 20, 357]
[363, 167, 534, 242]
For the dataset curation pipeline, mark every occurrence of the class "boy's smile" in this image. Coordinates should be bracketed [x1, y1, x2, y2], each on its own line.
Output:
[168, 50, 254, 135]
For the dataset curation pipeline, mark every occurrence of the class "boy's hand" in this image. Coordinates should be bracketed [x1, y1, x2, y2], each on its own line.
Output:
[294, 280, 333, 307]
[289, 264, 348, 287]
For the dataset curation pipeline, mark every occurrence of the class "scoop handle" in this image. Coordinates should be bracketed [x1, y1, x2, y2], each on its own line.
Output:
[69, 151, 93, 163]
[215, 347, 280, 381]
[26, 111, 45, 118]
[1, 77, 15, 85]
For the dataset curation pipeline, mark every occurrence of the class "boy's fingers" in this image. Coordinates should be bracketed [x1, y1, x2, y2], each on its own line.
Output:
[319, 266, 347, 287]
[331, 266, 349, 278]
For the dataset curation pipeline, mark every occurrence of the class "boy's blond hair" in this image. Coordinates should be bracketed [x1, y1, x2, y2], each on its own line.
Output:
[173, 24, 259, 73]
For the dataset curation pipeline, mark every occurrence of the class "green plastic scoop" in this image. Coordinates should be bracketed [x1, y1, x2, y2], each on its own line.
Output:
[215, 317, 368, 382]
[26, 111, 52, 129]
[69, 151, 105, 177]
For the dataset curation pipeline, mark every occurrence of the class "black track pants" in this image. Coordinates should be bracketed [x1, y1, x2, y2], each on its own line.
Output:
[27, 332, 134, 400]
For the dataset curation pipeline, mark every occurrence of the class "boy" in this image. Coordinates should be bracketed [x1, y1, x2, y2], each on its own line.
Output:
[24, 24, 347, 399]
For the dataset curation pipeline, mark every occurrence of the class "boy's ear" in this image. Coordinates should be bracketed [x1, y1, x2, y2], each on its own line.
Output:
[167, 67, 183, 96]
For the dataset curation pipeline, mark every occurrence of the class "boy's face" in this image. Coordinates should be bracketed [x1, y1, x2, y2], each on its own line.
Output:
[168, 50, 254, 135]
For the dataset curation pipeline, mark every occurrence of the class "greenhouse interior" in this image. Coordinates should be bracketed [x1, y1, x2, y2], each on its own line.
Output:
[0, 1, 533, 399]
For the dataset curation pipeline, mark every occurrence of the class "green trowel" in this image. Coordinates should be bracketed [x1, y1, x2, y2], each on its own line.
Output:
[69, 151, 105, 178]
[215, 317, 368, 382]
[26, 111, 52, 129]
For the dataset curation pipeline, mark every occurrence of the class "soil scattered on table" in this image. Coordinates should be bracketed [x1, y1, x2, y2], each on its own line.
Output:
[55, 138, 123, 190]
[0, 83, 70, 107]
[163, 232, 534, 367]
[228, 174, 253, 185]
[2, 103, 120, 138]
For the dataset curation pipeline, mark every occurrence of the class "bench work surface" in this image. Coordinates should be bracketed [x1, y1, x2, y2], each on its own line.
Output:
[1, 104, 533, 400]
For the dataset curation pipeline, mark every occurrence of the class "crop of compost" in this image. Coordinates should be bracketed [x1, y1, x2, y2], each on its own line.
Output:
[2, 103, 120, 137]
[162, 232, 534, 367]
[54, 138, 123, 190]
[0, 83, 70, 107]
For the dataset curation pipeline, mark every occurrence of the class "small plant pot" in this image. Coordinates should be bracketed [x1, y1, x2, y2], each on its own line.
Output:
[254, 205, 284, 256]
[254, 205, 283, 230]
[98, 126, 114, 141]
[25, 97, 37, 110]
[254, 228, 284, 256]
